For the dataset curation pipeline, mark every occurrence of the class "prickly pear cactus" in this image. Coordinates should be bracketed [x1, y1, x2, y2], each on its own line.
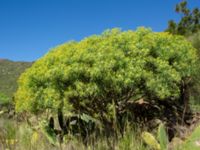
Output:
[141, 131, 161, 150]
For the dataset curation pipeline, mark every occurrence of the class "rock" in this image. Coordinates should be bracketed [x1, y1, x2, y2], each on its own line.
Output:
[168, 137, 183, 150]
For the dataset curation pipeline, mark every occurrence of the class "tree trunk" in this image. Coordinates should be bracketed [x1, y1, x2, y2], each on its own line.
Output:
[180, 79, 190, 124]
[58, 108, 65, 130]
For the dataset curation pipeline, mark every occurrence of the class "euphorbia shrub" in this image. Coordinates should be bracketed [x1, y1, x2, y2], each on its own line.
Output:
[15, 28, 197, 128]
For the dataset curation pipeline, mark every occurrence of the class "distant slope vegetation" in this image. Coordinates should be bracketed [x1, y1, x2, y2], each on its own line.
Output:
[0, 59, 32, 101]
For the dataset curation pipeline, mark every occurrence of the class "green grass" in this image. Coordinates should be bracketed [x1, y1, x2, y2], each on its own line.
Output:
[2, 116, 200, 150]
[0, 118, 150, 150]
[181, 125, 200, 150]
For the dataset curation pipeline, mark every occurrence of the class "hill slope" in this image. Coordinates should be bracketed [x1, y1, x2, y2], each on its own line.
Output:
[0, 59, 32, 101]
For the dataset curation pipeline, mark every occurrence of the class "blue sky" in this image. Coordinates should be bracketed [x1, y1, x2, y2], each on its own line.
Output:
[0, 0, 199, 61]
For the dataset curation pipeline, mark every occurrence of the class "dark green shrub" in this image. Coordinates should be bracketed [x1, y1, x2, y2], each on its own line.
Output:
[0, 92, 10, 106]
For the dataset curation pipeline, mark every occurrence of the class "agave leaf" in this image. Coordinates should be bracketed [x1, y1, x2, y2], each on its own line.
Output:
[40, 121, 58, 146]
[157, 123, 168, 150]
[42, 126, 58, 146]
[80, 113, 101, 125]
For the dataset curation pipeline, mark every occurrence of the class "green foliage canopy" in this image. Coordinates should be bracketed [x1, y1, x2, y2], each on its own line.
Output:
[15, 28, 197, 120]
[166, 1, 200, 36]
[187, 31, 200, 104]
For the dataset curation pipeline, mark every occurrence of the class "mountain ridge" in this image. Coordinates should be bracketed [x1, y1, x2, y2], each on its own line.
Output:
[0, 59, 33, 100]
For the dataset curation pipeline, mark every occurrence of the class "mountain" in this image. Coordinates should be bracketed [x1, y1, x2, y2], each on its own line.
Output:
[0, 59, 32, 101]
